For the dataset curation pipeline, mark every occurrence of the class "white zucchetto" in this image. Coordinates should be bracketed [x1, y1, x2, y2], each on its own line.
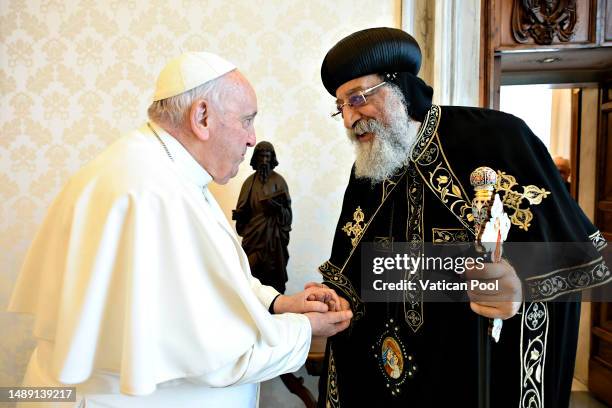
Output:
[153, 52, 236, 101]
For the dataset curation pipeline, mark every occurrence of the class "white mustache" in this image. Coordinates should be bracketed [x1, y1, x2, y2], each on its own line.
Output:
[350, 119, 384, 140]
[353, 119, 377, 136]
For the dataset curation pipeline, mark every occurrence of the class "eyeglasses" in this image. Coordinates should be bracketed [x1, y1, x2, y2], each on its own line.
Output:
[331, 81, 387, 119]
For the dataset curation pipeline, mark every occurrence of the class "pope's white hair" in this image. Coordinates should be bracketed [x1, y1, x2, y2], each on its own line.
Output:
[147, 71, 232, 128]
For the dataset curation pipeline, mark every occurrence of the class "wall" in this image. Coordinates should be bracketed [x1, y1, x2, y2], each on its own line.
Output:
[499, 84, 553, 147]
[549, 88, 572, 160]
[402, 0, 481, 107]
[0, 0, 401, 390]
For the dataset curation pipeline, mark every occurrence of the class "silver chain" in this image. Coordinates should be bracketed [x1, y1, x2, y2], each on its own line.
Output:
[147, 122, 174, 161]
[147, 122, 211, 203]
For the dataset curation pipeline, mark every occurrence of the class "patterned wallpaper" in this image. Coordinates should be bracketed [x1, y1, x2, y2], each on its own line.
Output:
[0, 0, 401, 389]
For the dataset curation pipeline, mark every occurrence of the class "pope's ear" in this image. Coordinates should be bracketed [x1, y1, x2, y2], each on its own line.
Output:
[189, 99, 210, 141]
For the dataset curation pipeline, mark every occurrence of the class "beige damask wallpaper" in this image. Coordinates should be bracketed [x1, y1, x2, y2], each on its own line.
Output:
[0, 0, 401, 389]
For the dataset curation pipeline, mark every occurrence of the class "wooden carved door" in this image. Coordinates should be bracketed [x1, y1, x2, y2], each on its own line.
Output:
[591, 79, 612, 406]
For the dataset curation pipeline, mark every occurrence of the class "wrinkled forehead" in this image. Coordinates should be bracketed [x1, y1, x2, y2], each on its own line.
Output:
[335, 73, 382, 101]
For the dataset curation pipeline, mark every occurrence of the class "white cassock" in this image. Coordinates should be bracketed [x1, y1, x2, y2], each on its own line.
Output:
[8, 122, 311, 407]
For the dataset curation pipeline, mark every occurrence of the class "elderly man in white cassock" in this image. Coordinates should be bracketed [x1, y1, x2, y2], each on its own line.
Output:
[8, 52, 353, 407]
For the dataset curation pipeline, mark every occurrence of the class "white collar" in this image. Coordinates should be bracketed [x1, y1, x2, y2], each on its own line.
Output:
[147, 122, 213, 190]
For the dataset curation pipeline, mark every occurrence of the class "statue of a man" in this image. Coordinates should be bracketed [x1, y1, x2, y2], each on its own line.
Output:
[233, 141, 292, 293]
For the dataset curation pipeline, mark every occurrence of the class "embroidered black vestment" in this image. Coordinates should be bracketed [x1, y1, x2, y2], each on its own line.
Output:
[318, 105, 610, 408]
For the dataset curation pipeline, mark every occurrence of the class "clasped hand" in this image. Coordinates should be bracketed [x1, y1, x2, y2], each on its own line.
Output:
[274, 282, 353, 337]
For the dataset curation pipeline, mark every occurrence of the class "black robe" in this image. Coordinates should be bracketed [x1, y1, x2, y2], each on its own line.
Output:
[318, 105, 610, 408]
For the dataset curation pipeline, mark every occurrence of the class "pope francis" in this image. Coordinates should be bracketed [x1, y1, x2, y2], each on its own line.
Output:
[8, 52, 353, 407]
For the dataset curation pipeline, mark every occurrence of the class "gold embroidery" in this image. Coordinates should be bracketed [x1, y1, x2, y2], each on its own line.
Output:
[411, 104, 441, 162]
[326, 345, 340, 408]
[382, 177, 397, 203]
[432, 228, 470, 243]
[404, 166, 424, 332]
[410, 106, 475, 231]
[429, 162, 467, 206]
[342, 207, 365, 247]
[417, 140, 440, 166]
[319, 261, 365, 321]
[339, 167, 409, 270]
[414, 132, 474, 232]
[495, 171, 550, 231]
[406, 166, 424, 243]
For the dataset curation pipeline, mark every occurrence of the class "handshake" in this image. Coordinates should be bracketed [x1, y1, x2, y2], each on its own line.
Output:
[272, 282, 353, 337]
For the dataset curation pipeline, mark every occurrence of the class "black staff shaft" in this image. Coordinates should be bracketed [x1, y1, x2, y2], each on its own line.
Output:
[477, 315, 491, 408]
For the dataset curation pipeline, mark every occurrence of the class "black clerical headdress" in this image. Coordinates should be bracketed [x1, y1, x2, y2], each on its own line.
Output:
[321, 27, 433, 121]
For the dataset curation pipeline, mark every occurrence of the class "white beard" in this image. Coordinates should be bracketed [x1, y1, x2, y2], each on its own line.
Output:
[347, 88, 421, 185]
